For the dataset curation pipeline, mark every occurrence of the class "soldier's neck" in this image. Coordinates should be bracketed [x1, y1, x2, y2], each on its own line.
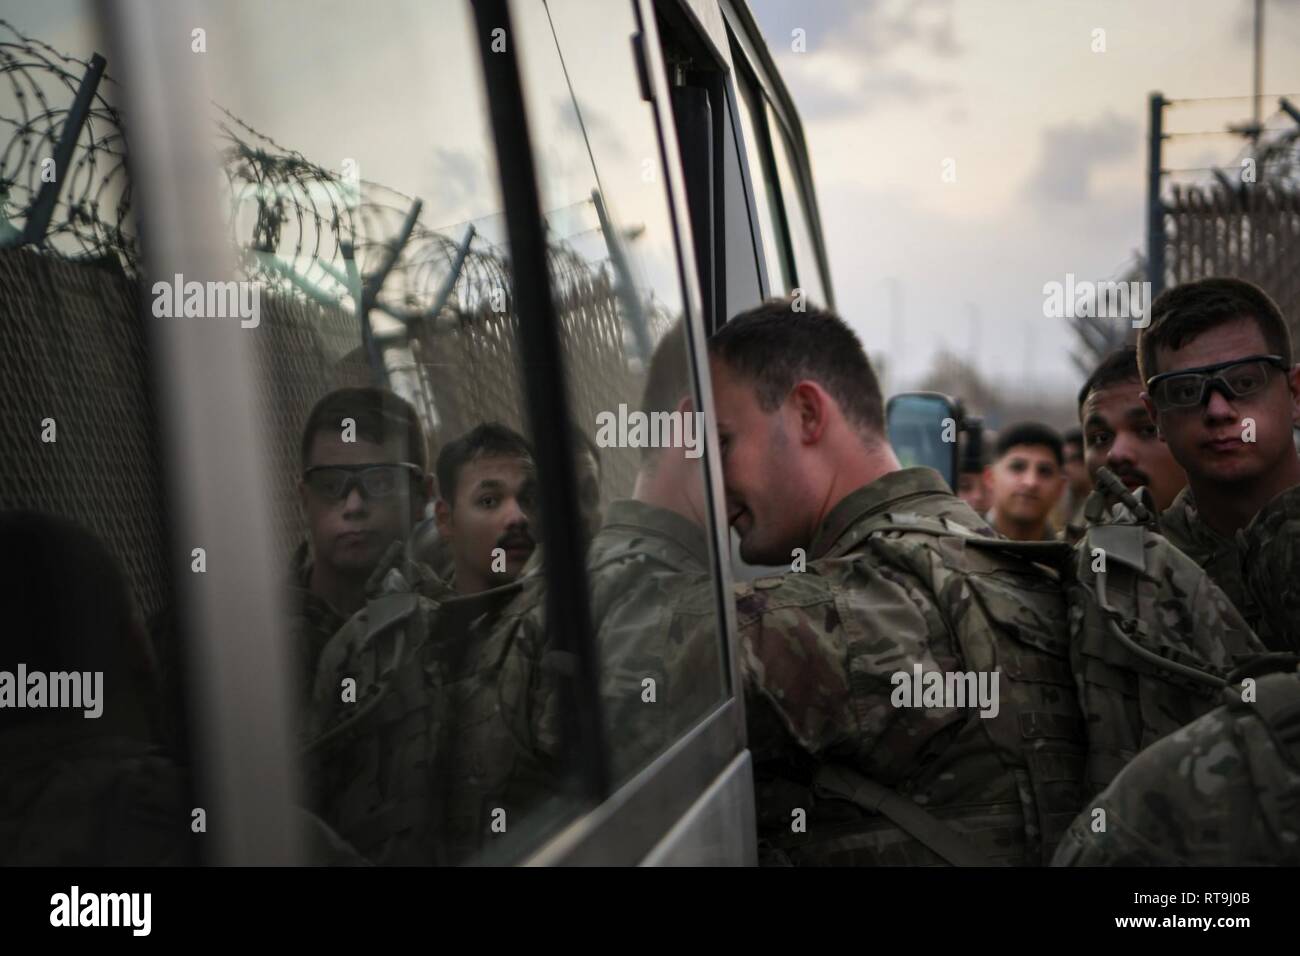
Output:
[990, 510, 1049, 542]
[1190, 452, 1300, 538]
[309, 562, 367, 618]
[814, 440, 902, 535]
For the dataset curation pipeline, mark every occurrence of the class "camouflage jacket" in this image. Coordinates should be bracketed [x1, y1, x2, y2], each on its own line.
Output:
[1068, 483, 1266, 796]
[736, 467, 1087, 866]
[0, 722, 197, 865]
[287, 540, 453, 713]
[1159, 487, 1261, 638]
[1240, 482, 1300, 654]
[303, 565, 560, 865]
[587, 499, 721, 785]
[1053, 668, 1300, 865]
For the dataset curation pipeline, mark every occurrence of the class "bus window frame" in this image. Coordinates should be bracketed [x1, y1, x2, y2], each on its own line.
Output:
[718, 0, 835, 308]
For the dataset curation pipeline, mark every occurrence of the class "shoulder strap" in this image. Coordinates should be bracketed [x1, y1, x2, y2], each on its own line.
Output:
[854, 511, 1072, 568]
[812, 764, 991, 866]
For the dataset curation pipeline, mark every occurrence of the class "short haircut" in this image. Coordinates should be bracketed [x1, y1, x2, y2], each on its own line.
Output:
[708, 298, 885, 434]
[639, 321, 692, 461]
[572, 422, 601, 477]
[300, 387, 428, 473]
[436, 422, 533, 504]
[995, 421, 1063, 467]
[1137, 277, 1292, 382]
[1077, 346, 1141, 412]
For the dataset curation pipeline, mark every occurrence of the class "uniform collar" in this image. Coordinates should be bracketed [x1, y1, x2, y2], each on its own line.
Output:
[810, 468, 952, 559]
[600, 498, 711, 568]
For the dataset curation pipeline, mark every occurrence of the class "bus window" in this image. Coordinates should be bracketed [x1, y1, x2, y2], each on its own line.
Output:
[200, 0, 590, 865]
[0, 2, 203, 865]
[731, 55, 792, 296]
[766, 102, 828, 308]
[512, 0, 731, 790]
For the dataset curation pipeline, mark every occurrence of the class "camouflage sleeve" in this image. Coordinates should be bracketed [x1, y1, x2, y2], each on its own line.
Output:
[1051, 705, 1259, 866]
[734, 564, 965, 783]
[1241, 483, 1300, 654]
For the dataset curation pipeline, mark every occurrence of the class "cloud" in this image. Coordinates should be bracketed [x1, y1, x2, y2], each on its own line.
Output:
[752, 0, 963, 120]
[1023, 113, 1139, 204]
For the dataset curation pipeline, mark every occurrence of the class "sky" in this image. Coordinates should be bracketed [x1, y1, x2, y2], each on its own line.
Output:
[747, 0, 1300, 399]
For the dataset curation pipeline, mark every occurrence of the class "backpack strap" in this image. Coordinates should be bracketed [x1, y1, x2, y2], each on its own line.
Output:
[812, 764, 991, 866]
[852, 511, 1072, 569]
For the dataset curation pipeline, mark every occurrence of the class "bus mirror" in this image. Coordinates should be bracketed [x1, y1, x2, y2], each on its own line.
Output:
[886, 391, 961, 490]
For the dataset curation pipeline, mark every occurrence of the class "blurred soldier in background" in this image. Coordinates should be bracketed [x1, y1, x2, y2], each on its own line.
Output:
[1139, 278, 1300, 648]
[0, 510, 195, 865]
[709, 300, 1086, 866]
[1055, 427, 1091, 540]
[955, 421, 992, 513]
[983, 423, 1066, 541]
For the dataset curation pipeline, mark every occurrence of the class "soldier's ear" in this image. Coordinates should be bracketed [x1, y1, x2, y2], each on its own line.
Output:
[297, 477, 309, 514]
[434, 498, 453, 534]
[1285, 365, 1300, 421]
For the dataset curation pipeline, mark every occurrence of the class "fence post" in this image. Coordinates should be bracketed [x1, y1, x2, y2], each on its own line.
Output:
[1146, 92, 1166, 297]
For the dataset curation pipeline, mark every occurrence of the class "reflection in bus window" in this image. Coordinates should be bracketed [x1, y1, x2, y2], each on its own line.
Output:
[514, 0, 730, 788]
[0, 4, 199, 864]
[202, 0, 590, 864]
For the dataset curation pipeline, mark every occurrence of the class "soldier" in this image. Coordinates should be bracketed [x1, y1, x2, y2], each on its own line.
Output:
[1138, 278, 1300, 646]
[1053, 667, 1300, 866]
[955, 426, 992, 514]
[983, 422, 1067, 541]
[709, 299, 1086, 866]
[433, 423, 538, 595]
[1077, 347, 1187, 514]
[0, 510, 196, 865]
[585, 322, 722, 784]
[1054, 428, 1091, 540]
[291, 388, 445, 707]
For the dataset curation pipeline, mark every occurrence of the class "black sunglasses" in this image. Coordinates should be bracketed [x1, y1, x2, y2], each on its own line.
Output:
[302, 462, 423, 499]
[1146, 354, 1287, 412]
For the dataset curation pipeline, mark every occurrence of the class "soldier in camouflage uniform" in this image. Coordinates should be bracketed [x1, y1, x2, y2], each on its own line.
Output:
[291, 388, 449, 713]
[709, 301, 1088, 866]
[1136, 279, 1300, 645]
[0, 510, 199, 865]
[1053, 666, 1300, 865]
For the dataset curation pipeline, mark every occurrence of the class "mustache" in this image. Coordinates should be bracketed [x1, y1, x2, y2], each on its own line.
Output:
[497, 530, 535, 549]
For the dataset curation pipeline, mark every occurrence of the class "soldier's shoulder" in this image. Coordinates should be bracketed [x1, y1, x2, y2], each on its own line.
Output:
[732, 568, 840, 622]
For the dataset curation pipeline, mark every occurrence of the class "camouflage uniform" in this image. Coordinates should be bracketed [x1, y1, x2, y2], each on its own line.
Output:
[737, 468, 1087, 866]
[1240, 482, 1300, 654]
[586, 499, 722, 785]
[0, 722, 197, 865]
[1068, 482, 1266, 796]
[287, 540, 453, 712]
[1160, 487, 1262, 640]
[1053, 668, 1300, 865]
[304, 565, 561, 865]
